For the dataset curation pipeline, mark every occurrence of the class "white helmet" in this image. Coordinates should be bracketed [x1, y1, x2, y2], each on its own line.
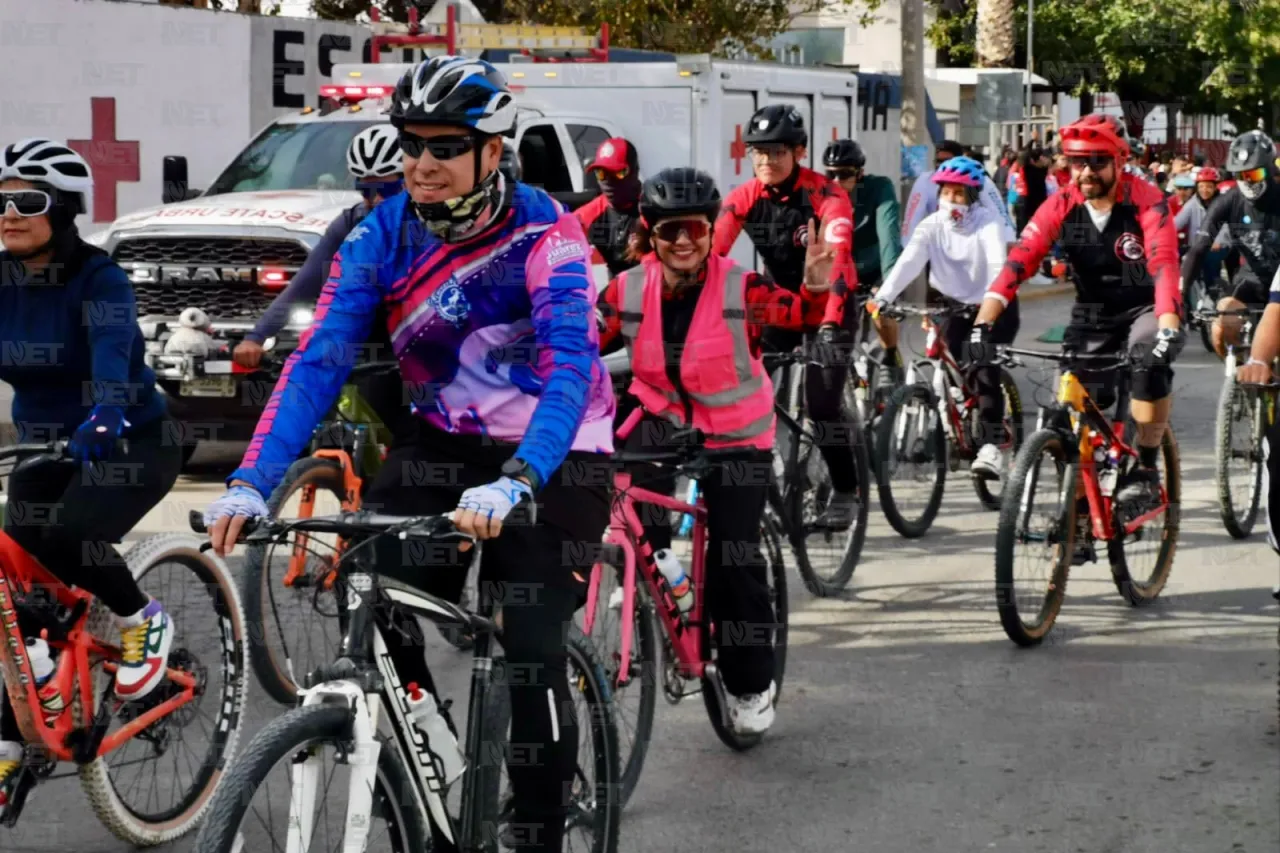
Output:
[347, 125, 402, 180]
[0, 138, 93, 213]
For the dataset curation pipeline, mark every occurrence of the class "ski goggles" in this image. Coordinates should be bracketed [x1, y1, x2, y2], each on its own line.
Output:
[652, 219, 710, 242]
[1235, 166, 1267, 184]
[0, 189, 52, 218]
[357, 178, 403, 201]
[398, 132, 476, 161]
[1067, 154, 1114, 172]
[592, 166, 630, 183]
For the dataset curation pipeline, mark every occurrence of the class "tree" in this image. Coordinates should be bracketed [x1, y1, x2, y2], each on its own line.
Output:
[312, 0, 422, 21]
[1193, 0, 1280, 133]
[976, 0, 1015, 67]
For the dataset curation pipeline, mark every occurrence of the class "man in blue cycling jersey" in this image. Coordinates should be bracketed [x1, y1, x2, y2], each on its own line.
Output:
[204, 56, 615, 853]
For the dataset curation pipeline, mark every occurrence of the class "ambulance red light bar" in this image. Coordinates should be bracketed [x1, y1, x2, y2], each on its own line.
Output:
[319, 83, 394, 102]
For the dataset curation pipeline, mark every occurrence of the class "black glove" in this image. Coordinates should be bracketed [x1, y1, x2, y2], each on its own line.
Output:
[1145, 327, 1186, 367]
[810, 324, 850, 368]
[964, 322, 997, 365]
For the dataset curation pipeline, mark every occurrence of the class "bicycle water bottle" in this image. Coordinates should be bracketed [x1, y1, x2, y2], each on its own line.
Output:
[26, 638, 64, 723]
[1097, 447, 1120, 497]
[654, 549, 694, 614]
[405, 682, 465, 785]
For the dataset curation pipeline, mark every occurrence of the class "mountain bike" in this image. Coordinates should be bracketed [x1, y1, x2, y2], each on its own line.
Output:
[581, 438, 789, 807]
[873, 303, 1025, 537]
[1199, 307, 1273, 539]
[189, 510, 620, 853]
[767, 346, 870, 596]
[993, 349, 1180, 647]
[0, 443, 248, 844]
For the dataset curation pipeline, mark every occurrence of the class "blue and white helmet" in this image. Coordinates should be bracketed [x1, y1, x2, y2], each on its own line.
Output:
[389, 56, 516, 137]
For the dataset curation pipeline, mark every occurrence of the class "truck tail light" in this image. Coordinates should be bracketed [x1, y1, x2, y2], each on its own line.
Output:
[259, 267, 292, 290]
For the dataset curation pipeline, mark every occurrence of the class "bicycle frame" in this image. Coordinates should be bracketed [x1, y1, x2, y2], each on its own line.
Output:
[582, 472, 708, 686]
[0, 532, 198, 761]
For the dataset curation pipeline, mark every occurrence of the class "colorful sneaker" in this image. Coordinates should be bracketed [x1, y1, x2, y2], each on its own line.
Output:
[0, 740, 21, 815]
[114, 599, 174, 700]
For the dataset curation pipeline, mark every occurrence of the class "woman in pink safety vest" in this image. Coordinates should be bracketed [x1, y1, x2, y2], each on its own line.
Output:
[597, 167, 821, 737]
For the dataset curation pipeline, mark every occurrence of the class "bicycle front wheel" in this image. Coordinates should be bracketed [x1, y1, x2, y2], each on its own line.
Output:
[191, 704, 426, 853]
[79, 533, 248, 846]
[1215, 377, 1265, 539]
[994, 429, 1075, 647]
[1109, 425, 1181, 605]
[875, 383, 947, 538]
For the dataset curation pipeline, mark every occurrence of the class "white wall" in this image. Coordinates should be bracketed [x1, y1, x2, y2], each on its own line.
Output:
[793, 0, 938, 74]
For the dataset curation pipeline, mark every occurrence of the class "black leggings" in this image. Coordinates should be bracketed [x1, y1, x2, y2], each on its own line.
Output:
[1, 415, 181, 741]
[362, 428, 610, 853]
[1265, 401, 1280, 556]
[623, 417, 776, 696]
[940, 298, 1022, 445]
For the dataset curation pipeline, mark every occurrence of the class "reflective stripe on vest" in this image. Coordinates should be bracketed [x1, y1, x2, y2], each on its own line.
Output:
[618, 265, 682, 407]
[712, 409, 773, 442]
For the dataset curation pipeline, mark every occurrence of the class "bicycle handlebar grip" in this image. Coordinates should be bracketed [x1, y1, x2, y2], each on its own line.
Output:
[189, 510, 208, 535]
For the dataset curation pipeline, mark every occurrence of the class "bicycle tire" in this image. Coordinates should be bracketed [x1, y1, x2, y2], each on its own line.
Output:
[972, 368, 1026, 511]
[875, 383, 947, 538]
[701, 510, 789, 751]
[778, 407, 869, 597]
[583, 559, 658, 809]
[80, 534, 248, 846]
[243, 455, 350, 705]
[1215, 378, 1264, 539]
[1109, 425, 1180, 606]
[480, 628, 621, 853]
[191, 704, 426, 853]
[994, 429, 1074, 647]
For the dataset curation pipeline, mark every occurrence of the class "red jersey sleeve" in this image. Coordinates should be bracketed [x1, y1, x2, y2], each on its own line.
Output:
[806, 170, 857, 327]
[713, 181, 757, 257]
[1127, 177, 1183, 317]
[574, 194, 609, 230]
[744, 271, 806, 331]
[597, 274, 624, 351]
[988, 189, 1073, 304]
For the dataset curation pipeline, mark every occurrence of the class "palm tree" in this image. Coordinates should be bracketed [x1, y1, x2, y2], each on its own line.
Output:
[976, 0, 1015, 67]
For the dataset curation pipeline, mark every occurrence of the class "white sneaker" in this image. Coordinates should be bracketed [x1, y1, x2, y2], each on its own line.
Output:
[970, 443, 1004, 481]
[0, 740, 22, 814]
[607, 587, 624, 611]
[727, 681, 777, 735]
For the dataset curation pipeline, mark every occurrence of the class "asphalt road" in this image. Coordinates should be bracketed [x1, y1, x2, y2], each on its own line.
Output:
[1, 290, 1277, 853]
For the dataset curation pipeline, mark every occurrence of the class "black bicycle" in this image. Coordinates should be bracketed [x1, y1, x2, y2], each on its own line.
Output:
[189, 510, 620, 853]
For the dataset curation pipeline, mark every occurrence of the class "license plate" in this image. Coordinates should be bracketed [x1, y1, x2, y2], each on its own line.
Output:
[179, 376, 236, 398]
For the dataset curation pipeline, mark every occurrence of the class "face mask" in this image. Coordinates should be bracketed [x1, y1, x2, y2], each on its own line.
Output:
[411, 169, 505, 242]
[938, 200, 969, 225]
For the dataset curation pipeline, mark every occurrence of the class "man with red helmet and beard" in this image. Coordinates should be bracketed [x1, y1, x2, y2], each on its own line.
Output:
[971, 114, 1184, 564]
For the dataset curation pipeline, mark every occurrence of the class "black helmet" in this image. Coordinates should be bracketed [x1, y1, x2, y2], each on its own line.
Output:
[499, 141, 521, 184]
[639, 168, 721, 224]
[388, 56, 516, 137]
[1227, 129, 1276, 174]
[743, 104, 807, 147]
[824, 138, 866, 169]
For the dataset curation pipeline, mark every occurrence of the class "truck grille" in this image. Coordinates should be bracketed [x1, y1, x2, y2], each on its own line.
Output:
[112, 236, 310, 321]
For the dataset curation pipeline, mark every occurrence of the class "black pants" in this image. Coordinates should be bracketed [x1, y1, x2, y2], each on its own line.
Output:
[362, 428, 610, 853]
[762, 322, 860, 494]
[1, 415, 181, 741]
[1265, 399, 1280, 556]
[939, 298, 1021, 445]
[622, 417, 776, 696]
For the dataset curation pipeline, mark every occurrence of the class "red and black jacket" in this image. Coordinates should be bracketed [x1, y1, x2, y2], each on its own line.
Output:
[574, 195, 641, 278]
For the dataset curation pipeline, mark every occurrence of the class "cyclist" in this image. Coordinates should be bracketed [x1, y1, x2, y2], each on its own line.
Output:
[499, 139, 521, 184]
[869, 156, 1019, 480]
[824, 137, 906, 389]
[712, 103, 863, 526]
[232, 124, 417, 445]
[202, 56, 615, 853]
[903, 139, 1012, 239]
[974, 114, 1184, 542]
[575, 136, 643, 278]
[1235, 267, 1280, 554]
[0, 139, 179, 808]
[1182, 130, 1280, 359]
[597, 167, 813, 734]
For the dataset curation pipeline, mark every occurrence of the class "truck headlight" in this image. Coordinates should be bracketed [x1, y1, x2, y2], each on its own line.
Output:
[289, 307, 314, 328]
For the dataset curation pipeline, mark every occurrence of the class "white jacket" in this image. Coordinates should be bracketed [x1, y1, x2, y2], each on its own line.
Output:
[876, 203, 1015, 306]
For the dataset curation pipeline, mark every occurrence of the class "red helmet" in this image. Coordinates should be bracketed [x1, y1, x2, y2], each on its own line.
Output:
[1196, 167, 1222, 183]
[1059, 114, 1130, 160]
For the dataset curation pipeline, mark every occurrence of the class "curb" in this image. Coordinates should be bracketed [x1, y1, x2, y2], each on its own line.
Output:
[1018, 281, 1074, 303]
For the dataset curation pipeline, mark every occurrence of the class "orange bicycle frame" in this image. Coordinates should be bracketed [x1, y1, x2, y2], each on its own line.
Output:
[281, 448, 363, 590]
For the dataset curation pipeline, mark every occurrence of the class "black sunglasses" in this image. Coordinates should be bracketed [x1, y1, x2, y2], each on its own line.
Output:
[826, 168, 861, 180]
[0, 190, 52, 218]
[399, 132, 477, 161]
[1068, 154, 1113, 172]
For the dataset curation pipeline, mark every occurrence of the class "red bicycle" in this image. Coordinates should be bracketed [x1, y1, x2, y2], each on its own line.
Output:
[0, 442, 248, 843]
[580, 427, 789, 806]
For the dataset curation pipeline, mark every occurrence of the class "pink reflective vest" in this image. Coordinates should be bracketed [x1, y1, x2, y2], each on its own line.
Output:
[617, 254, 775, 449]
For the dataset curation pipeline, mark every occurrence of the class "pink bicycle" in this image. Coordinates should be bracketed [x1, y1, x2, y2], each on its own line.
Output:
[581, 423, 789, 806]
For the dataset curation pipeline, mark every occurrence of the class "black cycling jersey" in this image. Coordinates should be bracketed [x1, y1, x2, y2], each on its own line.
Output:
[1182, 188, 1280, 301]
[574, 195, 641, 277]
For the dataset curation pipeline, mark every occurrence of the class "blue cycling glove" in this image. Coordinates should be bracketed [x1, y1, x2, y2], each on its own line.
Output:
[202, 485, 270, 529]
[68, 405, 129, 463]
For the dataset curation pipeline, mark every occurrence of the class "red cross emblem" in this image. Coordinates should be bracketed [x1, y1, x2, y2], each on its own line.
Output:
[729, 124, 747, 176]
[68, 97, 139, 223]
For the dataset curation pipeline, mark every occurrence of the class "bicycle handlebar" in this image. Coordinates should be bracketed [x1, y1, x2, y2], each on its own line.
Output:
[188, 509, 472, 545]
[0, 439, 129, 464]
[875, 302, 976, 322]
[999, 346, 1132, 368]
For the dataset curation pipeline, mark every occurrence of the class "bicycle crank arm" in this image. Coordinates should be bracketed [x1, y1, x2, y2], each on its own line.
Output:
[702, 663, 734, 731]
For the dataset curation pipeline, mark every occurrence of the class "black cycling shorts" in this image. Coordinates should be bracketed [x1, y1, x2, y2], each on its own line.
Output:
[1229, 272, 1270, 309]
[1062, 306, 1172, 406]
